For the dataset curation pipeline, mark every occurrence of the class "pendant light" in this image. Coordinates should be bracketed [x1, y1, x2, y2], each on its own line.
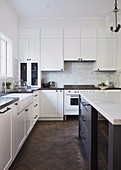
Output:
[106, 0, 121, 33]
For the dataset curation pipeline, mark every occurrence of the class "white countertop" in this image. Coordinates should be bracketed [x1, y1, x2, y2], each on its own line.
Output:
[80, 90, 121, 125]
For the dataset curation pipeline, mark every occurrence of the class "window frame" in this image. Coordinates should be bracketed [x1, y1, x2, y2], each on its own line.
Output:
[0, 33, 13, 78]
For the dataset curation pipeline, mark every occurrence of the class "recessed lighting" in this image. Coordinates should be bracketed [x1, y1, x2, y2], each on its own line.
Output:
[45, 5, 51, 8]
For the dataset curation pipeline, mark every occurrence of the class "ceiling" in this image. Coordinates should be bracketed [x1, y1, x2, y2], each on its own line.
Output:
[7, 0, 121, 18]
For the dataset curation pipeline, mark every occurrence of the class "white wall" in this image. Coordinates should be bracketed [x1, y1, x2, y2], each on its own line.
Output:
[0, 0, 18, 91]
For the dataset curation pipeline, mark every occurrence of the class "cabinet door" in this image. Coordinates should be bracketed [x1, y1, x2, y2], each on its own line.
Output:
[41, 28, 63, 38]
[18, 39, 29, 60]
[64, 39, 81, 61]
[57, 90, 63, 118]
[40, 90, 58, 117]
[0, 106, 12, 170]
[81, 28, 97, 38]
[41, 39, 64, 71]
[17, 109, 26, 149]
[64, 28, 81, 38]
[18, 28, 40, 39]
[25, 106, 32, 136]
[30, 39, 40, 61]
[12, 103, 18, 159]
[81, 39, 97, 61]
[97, 39, 117, 71]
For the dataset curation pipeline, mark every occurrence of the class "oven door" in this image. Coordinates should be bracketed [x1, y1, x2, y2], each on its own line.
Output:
[65, 94, 79, 111]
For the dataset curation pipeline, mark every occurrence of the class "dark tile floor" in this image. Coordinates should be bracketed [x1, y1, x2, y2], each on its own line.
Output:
[10, 118, 89, 170]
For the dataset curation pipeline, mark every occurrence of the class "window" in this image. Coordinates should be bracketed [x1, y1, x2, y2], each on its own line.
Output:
[0, 33, 13, 77]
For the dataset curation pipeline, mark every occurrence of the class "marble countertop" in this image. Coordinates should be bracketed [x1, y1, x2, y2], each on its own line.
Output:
[80, 91, 121, 125]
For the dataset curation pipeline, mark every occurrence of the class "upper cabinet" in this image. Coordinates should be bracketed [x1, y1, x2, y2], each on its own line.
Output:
[64, 28, 81, 61]
[81, 28, 97, 61]
[18, 29, 40, 61]
[94, 28, 117, 71]
[41, 28, 63, 38]
[95, 38, 117, 71]
[41, 28, 64, 71]
[64, 28, 80, 38]
[64, 28, 97, 61]
[81, 28, 97, 38]
[41, 39, 64, 71]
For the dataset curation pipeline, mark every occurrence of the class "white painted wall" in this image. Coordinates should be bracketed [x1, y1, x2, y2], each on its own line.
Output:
[0, 0, 18, 91]
[0, 0, 18, 59]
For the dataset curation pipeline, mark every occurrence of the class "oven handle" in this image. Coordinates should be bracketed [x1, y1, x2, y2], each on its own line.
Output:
[70, 95, 79, 98]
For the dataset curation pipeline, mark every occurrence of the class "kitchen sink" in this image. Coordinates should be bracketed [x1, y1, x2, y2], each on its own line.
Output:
[3, 93, 33, 112]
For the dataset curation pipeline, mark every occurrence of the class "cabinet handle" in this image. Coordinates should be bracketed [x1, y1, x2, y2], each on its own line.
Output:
[60, 90, 62, 92]
[25, 109, 29, 112]
[34, 94, 38, 97]
[34, 104, 38, 107]
[15, 103, 18, 105]
[61, 68, 63, 71]
[56, 90, 58, 92]
[78, 58, 80, 60]
[98, 68, 100, 71]
[0, 107, 11, 114]
[27, 59, 31, 61]
[81, 116, 86, 122]
[34, 115, 38, 119]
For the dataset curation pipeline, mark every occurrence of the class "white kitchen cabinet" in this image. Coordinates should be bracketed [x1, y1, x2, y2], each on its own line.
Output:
[19, 39, 29, 61]
[18, 39, 40, 61]
[41, 28, 63, 38]
[81, 28, 97, 38]
[32, 91, 40, 125]
[95, 39, 117, 71]
[64, 39, 81, 61]
[12, 102, 18, 159]
[0, 104, 13, 170]
[64, 28, 81, 38]
[25, 105, 32, 136]
[81, 39, 97, 61]
[40, 90, 63, 120]
[57, 90, 63, 118]
[19, 61, 40, 87]
[17, 109, 26, 149]
[98, 28, 117, 38]
[18, 28, 40, 39]
[41, 39, 64, 71]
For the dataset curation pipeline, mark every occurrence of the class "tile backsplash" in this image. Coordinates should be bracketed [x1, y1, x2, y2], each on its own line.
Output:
[42, 62, 119, 88]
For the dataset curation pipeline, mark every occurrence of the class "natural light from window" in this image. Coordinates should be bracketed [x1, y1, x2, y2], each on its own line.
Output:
[0, 33, 13, 77]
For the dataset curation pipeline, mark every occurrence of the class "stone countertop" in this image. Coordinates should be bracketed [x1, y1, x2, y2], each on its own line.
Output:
[0, 97, 19, 110]
[80, 90, 121, 125]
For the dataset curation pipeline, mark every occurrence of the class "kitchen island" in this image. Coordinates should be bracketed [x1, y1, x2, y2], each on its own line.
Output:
[79, 91, 121, 170]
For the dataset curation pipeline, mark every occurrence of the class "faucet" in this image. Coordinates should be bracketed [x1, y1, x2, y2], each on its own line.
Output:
[4, 77, 14, 93]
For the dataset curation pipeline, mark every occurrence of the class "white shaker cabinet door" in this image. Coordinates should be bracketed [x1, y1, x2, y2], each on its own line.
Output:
[29, 39, 40, 61]
[0, 106, 12, 170]
[17, 109, 26, 149]
[40, 90, 58, 117]
[81, 39, 97, 61]
[57, 90, 63, 118]
[41, 39, 64, 71]
[18, 39, 29, 60]
[97, 39, 117, 71]
[64, 39, 81, 61]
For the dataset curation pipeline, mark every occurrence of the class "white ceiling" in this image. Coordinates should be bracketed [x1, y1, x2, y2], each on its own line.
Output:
[7, 0, 121, 18]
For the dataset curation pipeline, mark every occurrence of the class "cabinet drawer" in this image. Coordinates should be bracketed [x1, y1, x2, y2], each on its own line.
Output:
[80, 120, 89, 154]
[81, 104, 91, 132]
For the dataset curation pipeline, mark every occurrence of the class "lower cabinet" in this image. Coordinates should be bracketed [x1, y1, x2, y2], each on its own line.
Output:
[40, 90, 63, 120]
[0, 104, 13, 170]
[32, 91, 40, 125]
[79, 96, 92, 164]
